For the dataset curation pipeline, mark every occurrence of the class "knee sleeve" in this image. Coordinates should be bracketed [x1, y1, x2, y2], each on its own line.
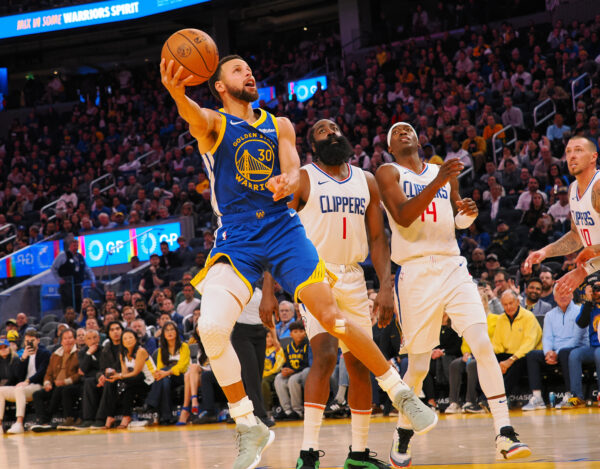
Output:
[198, 268, 248, 359]
[403, 352, 432, 394]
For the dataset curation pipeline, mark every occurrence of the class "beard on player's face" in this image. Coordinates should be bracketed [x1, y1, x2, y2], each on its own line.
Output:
[225, 82, 259, 102]
[314, 134, 353, 166]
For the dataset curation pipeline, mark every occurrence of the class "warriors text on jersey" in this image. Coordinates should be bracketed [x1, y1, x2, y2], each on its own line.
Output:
[386, 163, 459, 265]
[298, 163, 370, 265]
[200, 108, 289, 218]
[570, 170, 600, 247]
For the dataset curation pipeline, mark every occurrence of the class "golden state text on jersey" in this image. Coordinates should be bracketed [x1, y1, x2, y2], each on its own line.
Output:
[200, 108, 290, 217]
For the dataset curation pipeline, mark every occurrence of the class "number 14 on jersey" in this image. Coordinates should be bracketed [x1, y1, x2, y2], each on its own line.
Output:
[421, 202, 437, 222]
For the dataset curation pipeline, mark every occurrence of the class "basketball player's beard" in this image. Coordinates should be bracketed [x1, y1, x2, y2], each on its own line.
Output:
[314, 134, 353, 166]
[228, 85, 259, 102]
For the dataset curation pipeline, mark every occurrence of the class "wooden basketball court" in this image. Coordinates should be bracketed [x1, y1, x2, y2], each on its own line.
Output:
[1, 409, 599, 468]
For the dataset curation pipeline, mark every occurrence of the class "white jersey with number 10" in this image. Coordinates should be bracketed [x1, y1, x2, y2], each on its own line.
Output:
[387, 162, 459, 265]
[569, 170, 600, 247]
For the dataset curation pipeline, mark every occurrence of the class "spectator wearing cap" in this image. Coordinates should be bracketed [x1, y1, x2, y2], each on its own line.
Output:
[7, 331, 20, 354]
[51, 238, 96, 312]
[112, 211, 127, 228]
[0, 329, 50, 433]
[548, 186, 570, 225]
[31, 328, 81, 431]
[520, 278, 553, 318]
[5, 317, 17, 331]
[565, 283, 600, 408]
[485, 253, 500, 279]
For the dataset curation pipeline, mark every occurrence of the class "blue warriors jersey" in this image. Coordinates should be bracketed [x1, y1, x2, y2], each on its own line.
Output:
[192, 107, 332, 302]
[201, 108, 290, 218]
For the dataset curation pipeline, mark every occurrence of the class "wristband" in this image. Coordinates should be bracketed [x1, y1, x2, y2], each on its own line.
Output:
[455, 212, 476, 229]
[583, 256, 600, 276]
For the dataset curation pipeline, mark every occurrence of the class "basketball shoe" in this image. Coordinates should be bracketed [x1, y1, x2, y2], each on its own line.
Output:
[561, 397, 586, 409]
[233, 421, 274, 469]
[495, 426, 531, 460]
[389, 428, 414, 468]
[344, 447, 389, 469]
[296, 448, 324, 468]
[391, 388, 437, 434]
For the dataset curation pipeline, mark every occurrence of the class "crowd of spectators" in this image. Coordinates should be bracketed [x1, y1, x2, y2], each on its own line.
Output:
[1, 3, 600, 430]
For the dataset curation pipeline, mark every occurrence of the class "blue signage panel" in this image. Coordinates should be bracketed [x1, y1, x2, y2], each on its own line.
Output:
[287, 76, 327, 103]
[0, 0, 210, 40]
[79, 222, 182, 267]
[0, 221, 182, 279]
[252, 86, 276, 108]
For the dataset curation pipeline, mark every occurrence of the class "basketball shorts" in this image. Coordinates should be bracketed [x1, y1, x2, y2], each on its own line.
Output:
[395, 255, 486, 354]
[191, 206, 331, 301]
[300, 263, 372, 354]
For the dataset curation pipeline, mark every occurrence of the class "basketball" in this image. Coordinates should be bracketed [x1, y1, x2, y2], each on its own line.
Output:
[161, 29, 219, 86]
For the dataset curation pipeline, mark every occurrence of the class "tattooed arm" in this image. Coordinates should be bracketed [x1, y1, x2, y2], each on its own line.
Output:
[523, 183, 583, 272]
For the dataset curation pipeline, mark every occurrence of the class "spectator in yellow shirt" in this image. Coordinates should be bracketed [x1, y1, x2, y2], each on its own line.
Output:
[483, 115, 505, 141]
[145, 321, 190, 424]
[492, 291, 542, 398]
[262, 330, 285, 411]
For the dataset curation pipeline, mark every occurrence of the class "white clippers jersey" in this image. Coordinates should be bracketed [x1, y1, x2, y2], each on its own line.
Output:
[569, 171, 600, 247]
[387, 163, 459, 265]
[298, 163, 370, 265]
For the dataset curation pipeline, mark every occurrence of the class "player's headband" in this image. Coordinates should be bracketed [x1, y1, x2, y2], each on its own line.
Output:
[387, 122, 417, 147]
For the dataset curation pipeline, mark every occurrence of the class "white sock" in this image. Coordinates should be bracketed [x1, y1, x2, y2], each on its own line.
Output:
[302, 403, 325, 450]
[229, 397, 257, 427]
[350, 409, 371, 452]
[488, 396, 510, 434]
[335, 385, 348, 404]
[376, 368, 408, 401]
[532, 390, 542, 400]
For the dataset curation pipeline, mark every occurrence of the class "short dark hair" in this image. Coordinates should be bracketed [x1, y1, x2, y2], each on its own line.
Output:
[288, 320, 305, 332]
[527, 277, 543, 287]
[208, 55, 244, 101]
[24, 328, 40, 338]
[150, 253, 159, 259]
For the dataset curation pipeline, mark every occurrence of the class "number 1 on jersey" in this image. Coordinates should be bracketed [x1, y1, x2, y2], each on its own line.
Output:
[343, 217, 347, 239]
[421, 202, 437, 222]
[582, 228, 592, 246]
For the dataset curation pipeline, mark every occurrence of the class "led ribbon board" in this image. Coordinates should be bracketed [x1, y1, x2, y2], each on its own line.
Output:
[0, 0, 210, 39]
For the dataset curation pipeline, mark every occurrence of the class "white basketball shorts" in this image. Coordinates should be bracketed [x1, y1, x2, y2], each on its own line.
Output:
[395, 255, 486, 354]
[300, 262, 372, 354]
